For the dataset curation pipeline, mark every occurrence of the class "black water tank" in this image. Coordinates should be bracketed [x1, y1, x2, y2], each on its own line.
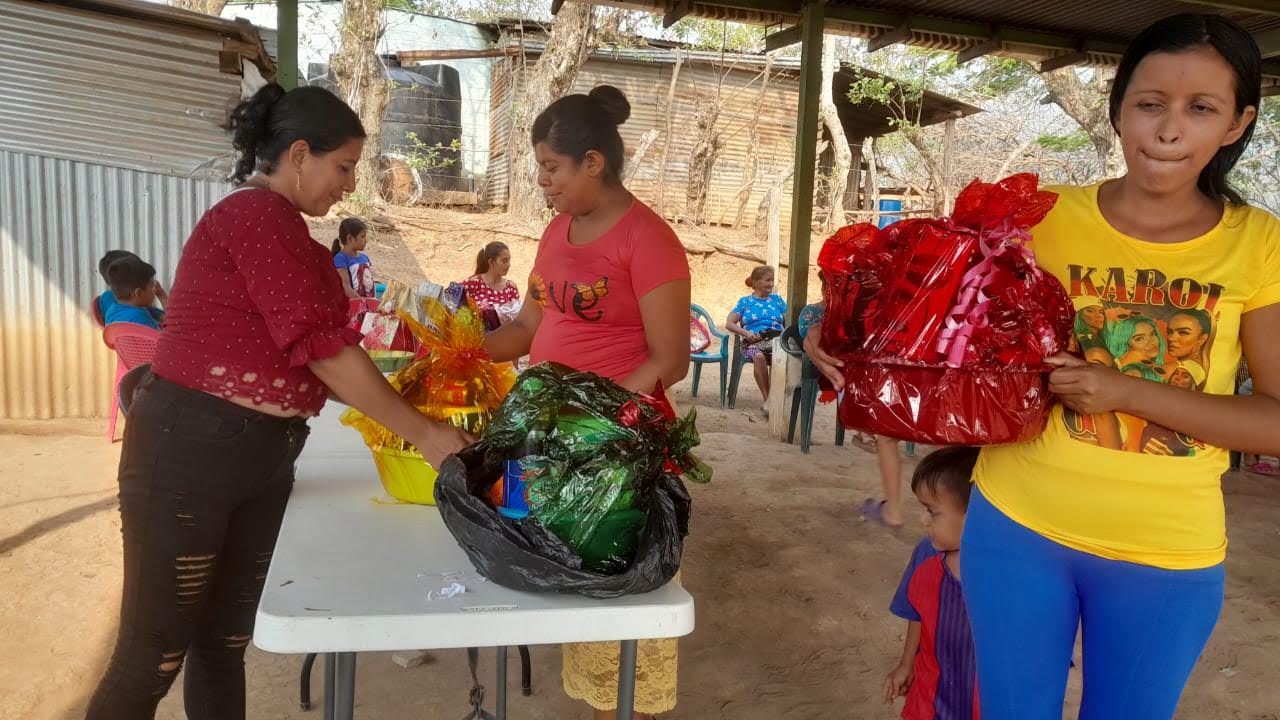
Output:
[302, 60, 466, 192]
[383, 63, 464, 191]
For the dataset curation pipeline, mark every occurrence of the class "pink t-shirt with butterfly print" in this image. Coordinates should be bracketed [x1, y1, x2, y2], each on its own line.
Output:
[528, 199, 690, 384]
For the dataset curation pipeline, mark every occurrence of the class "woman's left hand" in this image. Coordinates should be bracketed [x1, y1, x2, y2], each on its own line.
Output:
[1046, 352, 1134, 415]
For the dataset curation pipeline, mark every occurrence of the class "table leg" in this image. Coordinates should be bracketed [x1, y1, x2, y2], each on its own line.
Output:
[495, 646, 508, 720]
[324, 653, 336, 720]
[334, 652, 357, 720]
[616, 639, 638, 720]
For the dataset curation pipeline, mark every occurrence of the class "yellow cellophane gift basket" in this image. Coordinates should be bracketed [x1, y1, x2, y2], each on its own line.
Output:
[342, 295, 515, 504]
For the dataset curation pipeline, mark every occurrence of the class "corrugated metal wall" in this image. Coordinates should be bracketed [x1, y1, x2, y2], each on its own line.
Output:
[0, 0, 242, 419]
[0, 150, 224, 419]
[486, 55, 798, 230]
[0, 0, 239, 179]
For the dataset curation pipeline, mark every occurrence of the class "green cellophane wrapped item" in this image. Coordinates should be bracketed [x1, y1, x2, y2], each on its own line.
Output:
[483, 362, 711, 573]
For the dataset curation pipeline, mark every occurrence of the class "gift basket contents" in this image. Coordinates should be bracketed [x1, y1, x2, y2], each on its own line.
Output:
[818, 173, 1075, 446]
[342, 287, 516, 505]
[434, 363, 712, 598]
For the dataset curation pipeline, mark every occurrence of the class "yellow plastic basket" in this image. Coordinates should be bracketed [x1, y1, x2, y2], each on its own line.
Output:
[367, 349, 416, 374]
[371, 445, 439, 505]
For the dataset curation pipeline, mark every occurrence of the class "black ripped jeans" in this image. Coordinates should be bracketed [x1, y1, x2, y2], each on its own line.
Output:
[87, 374, 309, 720]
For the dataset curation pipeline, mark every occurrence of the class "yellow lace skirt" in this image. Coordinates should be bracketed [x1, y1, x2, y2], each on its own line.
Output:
[561, 636, 678, 714]
[561, 572, 681, 714]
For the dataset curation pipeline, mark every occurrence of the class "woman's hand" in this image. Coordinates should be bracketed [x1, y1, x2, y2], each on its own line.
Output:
[408, 420, 474, 469]
[1046, 352, 1136, 415]
[882, 662, 913, 704]
[802, 327, 845, 387]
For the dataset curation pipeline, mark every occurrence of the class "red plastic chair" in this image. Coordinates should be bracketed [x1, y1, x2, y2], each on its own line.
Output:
[90, 295, 106, 328]
[102, 323, 161, 442]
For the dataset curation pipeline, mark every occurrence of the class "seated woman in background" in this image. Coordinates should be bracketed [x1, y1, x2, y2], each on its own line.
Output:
[463, 241, 521, 329]
[725, 265, 786, 414]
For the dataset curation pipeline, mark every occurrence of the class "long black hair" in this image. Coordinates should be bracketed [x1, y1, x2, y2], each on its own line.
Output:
[331, 217, 368, 255]
[226, 83, 366, 185]
[531, 85, 631, 183]
[1109, 14, 1262, 205]
[474, 241, 509, 275]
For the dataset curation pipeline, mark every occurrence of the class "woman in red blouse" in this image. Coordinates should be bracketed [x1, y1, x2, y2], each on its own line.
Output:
[86, 84, 470, 720]
[462, 241, 521, 327]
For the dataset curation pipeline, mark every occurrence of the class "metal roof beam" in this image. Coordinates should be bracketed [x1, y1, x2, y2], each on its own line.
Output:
[866, 18, 913, 53]
[764, 23, 802, 52]
[957, 32, 1001, 64]
[1040, 47, 1090, 73]
[1175, 0, 1280, 15]
[663, 0, 695, 28]
[1256, 27, 1280, 58]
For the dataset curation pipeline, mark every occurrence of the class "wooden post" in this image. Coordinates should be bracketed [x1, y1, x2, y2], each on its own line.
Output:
[942, 117, 956, 214]
[783, 0, 824, 326]
[766, 182, 781, 269]
[277, 0, 298, 89]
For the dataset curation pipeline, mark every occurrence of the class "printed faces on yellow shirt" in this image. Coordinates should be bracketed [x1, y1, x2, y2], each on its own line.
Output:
[976, 183, 1280, 570]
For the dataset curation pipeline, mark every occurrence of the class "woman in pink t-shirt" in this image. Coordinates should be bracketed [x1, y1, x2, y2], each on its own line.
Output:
[485, 85, 691, 720]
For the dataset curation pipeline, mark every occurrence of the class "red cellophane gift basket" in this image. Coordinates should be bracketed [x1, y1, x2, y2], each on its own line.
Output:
[818, 174, 1074, 445]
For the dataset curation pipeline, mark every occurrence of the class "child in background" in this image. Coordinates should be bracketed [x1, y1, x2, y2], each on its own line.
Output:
[96, 249, 167, 320]
[885, 446, 981, 720]
[726, 265, 786, 411]
[104, 256, 164, 330]
[332, 217, 374, 299]
[799, 274, 905, 527]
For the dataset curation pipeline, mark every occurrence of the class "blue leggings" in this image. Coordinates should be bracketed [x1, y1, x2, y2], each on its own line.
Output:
[961, 489, 1224, 720]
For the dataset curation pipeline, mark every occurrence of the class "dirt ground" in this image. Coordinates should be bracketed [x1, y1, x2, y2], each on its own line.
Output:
[2, 208, 1278, 720]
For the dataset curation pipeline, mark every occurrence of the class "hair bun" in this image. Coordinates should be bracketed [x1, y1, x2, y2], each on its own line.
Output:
[227, 82, 286, 183]
[588, 85, 630, 126]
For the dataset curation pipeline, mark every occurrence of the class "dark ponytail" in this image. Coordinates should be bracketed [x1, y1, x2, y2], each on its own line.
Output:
[332, 217, 368, 255]
[531, 85, 631, 183]
[226, 83, 366, 185]
[474, 241, 509, 275]
[1109, 14, 1261, 205]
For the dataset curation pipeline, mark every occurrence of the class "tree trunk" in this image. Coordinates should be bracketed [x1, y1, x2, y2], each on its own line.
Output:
[624, 129, 659, 184]
[1041, 67, 1126, 178]
[863, 137, 880, 225]
[332, 0, 389, 207]
[733, 55, 772, 228]
[819, 38, 852, 231]
[506, 1, 601, 219]
[654, 48, 684, 217]
[903, 130, 945, 215]
[686, 99, 724, 224]
[169, 0, 228, 15]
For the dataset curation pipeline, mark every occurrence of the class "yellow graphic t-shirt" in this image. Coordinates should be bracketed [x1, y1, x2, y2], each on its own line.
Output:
[975, 183, 1280, 569]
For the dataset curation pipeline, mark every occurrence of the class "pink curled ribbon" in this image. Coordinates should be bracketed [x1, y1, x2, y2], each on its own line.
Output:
[935, 223, 1034, 368]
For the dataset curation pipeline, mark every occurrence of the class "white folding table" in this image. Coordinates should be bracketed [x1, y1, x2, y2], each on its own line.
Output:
[254, 405, 695, 719]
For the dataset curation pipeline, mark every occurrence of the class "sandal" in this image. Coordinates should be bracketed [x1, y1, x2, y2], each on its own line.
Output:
[860, 498, 904, 529]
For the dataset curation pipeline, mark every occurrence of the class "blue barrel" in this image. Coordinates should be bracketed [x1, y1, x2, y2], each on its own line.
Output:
[877, 199, 903, 228]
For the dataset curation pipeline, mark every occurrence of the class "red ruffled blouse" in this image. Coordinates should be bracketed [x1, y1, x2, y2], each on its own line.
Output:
[153, 188, 359, 415]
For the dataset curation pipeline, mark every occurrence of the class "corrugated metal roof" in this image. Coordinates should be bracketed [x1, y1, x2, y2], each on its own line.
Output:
[592, 0, 1280, 89]
[0, 0, 245, 180]
[0, 149, 224, 419]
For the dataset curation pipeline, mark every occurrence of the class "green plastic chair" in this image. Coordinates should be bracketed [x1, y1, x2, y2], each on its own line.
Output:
[689, 304, 731, 406]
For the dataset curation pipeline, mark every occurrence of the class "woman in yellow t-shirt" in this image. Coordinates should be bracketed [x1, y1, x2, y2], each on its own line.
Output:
[808, 14, 1280, 720]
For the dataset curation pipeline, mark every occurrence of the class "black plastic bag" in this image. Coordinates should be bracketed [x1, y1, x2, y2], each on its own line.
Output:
[434, 443, 691, 598]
